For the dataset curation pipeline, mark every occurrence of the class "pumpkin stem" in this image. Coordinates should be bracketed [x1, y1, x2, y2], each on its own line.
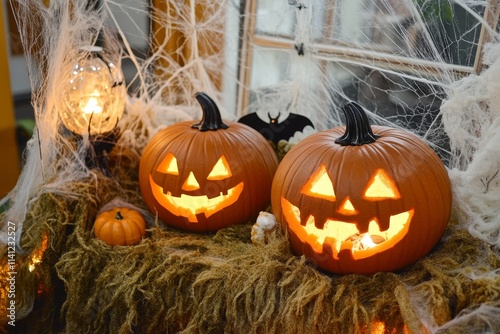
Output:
[335, 102, 380, 146]
[192, 92, 229, 131]
[115, 211, 123, 220]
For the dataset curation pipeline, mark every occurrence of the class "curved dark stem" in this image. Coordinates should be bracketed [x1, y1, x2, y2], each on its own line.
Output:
[192, 92, 229, 131]
[115, 211, 123, 220]
[335, 102, 380, 146]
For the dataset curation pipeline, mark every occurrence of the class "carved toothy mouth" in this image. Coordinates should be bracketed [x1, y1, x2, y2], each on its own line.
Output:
[150, 174, 244, 223]
[281, 198, 413, 260]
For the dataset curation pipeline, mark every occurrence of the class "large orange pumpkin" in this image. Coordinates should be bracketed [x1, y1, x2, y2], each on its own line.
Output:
[271, 102, 452, 274]
[139, 92, 278, 232]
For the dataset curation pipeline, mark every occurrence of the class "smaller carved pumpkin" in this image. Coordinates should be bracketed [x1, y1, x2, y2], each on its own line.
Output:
[139, 92, 278, 232]
[93, 207, 147, 246]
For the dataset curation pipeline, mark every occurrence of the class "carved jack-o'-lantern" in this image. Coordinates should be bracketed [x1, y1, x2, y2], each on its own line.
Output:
[271, 103, 452, 274]
[139, 92, 278, 232]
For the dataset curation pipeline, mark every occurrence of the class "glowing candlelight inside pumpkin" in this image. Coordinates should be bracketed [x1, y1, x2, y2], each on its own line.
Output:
[148, 153, 245, 223]
[273, 102, 451, 274]
[282, 196, 413, 261]
[360, 233, 377, 249]
[139, 92, 279, 233]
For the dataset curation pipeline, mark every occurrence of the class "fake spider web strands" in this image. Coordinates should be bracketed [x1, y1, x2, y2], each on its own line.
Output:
[0, 0, 231, 247]
[240, 0, 500, 245]
[0, 0, 110, 248]
[0, 0, 499, 332]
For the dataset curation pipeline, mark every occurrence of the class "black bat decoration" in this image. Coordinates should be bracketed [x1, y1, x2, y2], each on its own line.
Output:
[238, 112, 314, 144]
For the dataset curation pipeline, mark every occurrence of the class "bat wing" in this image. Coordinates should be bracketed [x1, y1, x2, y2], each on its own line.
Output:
[238, 113, 269, 130]
[238, 112, 315, 144]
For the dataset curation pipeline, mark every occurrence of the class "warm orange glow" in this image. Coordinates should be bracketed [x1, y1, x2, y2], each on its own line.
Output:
[338, 197, 358, 215]
[28, 234, 48, 272]
[303, 216, 359, 253]
[157, 154, 233, 182]
[301, 167, 401, 203]
[363, 169, 401, 200]
[150, 174, 244, 222]
[61, 53, 126, 136]
[301, 164, 336, 201]
[82, 92, 103, 115]
[371, 321, 386, 334]
[156, 152, 179, 175]
[281, 197, 413, 259]
[1, 234, 48, 311]
[207, 156, 232, 180]
[182, 171, 200, 191]
[348, 213, 412, 252]
[360, 233, 377, 248]
[368, 321, 412, 334]
[151, 154, 244, 222]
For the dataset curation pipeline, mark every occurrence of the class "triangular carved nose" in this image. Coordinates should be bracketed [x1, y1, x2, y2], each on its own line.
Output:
[182, 172, 200, 191]
[338, 197, 358, 215]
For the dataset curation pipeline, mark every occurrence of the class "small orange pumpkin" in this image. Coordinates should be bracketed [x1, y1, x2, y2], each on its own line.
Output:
[93, 207, 147, 246]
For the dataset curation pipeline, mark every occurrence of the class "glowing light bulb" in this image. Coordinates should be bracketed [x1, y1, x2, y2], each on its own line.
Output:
[60, 47, 125, 135]
[82, 92, 103, 115]
[360, 233, 377, 249]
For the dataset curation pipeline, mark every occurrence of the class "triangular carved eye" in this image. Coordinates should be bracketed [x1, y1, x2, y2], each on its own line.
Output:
[301, 164, 336, 201]
[156, 152, 179, 175]
[363, 169, 400, 200]
[207, 155, 232, 180]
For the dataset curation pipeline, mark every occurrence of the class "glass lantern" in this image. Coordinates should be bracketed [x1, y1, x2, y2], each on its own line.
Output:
[60, 46, 126, 136]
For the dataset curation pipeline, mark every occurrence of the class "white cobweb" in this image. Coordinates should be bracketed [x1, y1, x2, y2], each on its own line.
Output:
[1, 0, 499, 331]
[241, 0, 500, 252]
